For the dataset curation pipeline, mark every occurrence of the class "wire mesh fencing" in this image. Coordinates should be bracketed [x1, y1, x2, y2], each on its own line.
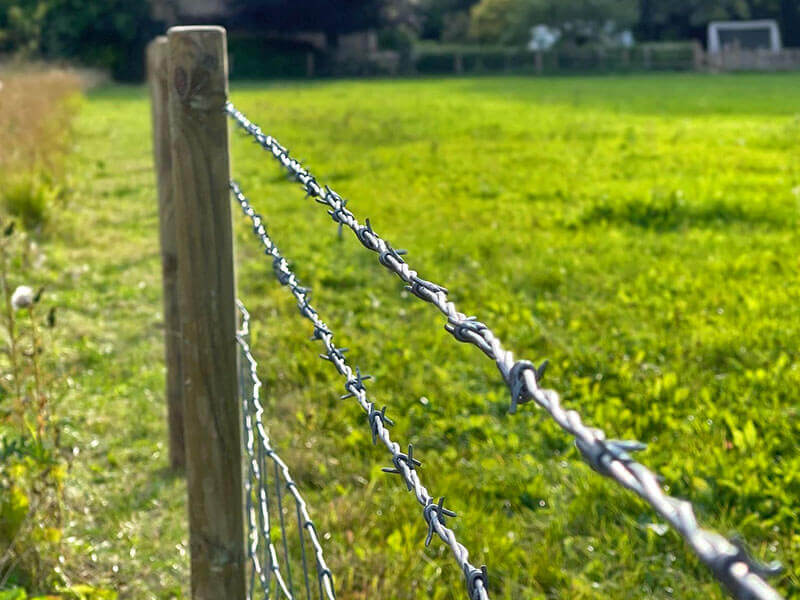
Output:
[238, 301, 336, 600]
[225, 102, 785, 600]
[232, 182, 489, 600]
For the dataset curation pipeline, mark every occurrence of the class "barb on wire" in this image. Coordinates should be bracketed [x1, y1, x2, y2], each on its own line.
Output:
[232, 181, 490, 600]
[237, 301, 337, 600]
[226, 103, 784, 600]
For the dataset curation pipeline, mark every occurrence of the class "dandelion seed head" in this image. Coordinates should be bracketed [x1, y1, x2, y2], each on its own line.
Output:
[11, 285, 34, 310]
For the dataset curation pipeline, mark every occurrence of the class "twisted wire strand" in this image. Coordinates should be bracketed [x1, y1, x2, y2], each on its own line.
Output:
[238, 301, 337, 600]
[232, 181, 490, 600]
[226, 102, 784, 600]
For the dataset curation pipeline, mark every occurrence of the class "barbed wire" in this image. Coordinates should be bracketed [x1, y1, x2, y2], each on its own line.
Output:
[231, 181, 490, 600]
[226, 102, 785, 600]
[237, 301, 337, 600]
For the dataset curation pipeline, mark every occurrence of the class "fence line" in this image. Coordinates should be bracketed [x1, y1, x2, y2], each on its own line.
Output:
[150, 25, 786, 600]
[225, 103, 784, 600]
[231, 181, 490, 600]
[237, 301, 336, 600]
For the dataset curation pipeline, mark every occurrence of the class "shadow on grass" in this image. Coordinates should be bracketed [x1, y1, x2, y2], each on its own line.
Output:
[573, 194, 797, 230]
[451, 72, 800, 117]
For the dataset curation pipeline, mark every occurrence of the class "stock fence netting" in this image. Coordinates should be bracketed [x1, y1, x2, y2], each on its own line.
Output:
[237, 301, 336, 600]
[226, 102, 784, 600]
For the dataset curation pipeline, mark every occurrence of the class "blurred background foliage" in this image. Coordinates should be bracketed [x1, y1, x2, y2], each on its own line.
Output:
[0, 0, 158, 80]
[0, 0, 799, 80]
[0, 67, 81, 228]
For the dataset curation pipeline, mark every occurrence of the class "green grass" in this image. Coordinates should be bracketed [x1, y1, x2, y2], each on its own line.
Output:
[49, 73, 800, 599]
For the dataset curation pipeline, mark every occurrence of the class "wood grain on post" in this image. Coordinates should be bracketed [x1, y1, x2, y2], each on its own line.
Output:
[147, 36, 185, 471]
[166, 26, 246, 600]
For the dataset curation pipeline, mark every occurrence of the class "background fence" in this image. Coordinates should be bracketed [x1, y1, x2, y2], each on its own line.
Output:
[223, 39, 800, 79]
[148, 25, 787, 600]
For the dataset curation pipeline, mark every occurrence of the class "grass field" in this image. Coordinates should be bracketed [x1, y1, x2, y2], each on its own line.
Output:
[48, 73, 800, 599]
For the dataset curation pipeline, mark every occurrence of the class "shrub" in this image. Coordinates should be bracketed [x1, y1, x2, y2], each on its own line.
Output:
[414, 43, 528, 74]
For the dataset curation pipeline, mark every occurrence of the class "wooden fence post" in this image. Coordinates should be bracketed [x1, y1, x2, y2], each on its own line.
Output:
[306, 50, 315, 77]
[147, 35, 185, 471]
[166, 26, 246, 600]
[692, 40, 705, 71]
[643, 45, 652, 70]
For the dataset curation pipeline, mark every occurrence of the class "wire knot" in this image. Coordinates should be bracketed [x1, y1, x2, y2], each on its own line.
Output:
[575, 434, 646, 478]
[321, 184, 338, 202]
[272, 255, 292, 286]
[382, 444, 421, 490]
[464, 565, 488, 600]
[355, 218, 380, 251]
[319, 346, 347, 367]
[405, 275, 447, 303]
[310, 324, 332, 341]
[378, 244, 407, 269]
[506, 359, 548, 414]
[367, 403, 394, 444]
[250, 213, 268, 239]
[326, 190, 353, 227]
[341, 367, 372, 400]
[297, 296, 318, 321]
[445, 316, 494, 356]
[711, 535, 783, 593]
[423, 496, 456, 546]
[302, 174, 321, 199]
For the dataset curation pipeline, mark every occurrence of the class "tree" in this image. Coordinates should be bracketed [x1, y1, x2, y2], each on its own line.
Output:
[0, 1, 49, 55]
[228, 0, 384, 47]
[0, 0, 157, 80]
[524, 0, 638, 45]
[468, 0, 530, 44]
[781, 0, 800, 46]
[43, 0, 157, 79]
[419, 0, 480, 39]
[468, 0, 638, 46]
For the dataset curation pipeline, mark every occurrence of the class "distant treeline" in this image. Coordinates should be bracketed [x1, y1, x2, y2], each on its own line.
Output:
[1, 0, 799, 80]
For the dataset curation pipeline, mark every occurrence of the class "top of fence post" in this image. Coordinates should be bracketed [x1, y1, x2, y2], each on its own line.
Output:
[165, 25, 246, 600]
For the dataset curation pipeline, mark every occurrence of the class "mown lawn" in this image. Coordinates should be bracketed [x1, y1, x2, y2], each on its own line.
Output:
[56, 73, 799, 599]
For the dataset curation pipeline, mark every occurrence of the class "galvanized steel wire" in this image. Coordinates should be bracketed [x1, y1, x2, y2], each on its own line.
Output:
[238, 301, 336, 600]
[226, 101, 785, 600]
[232, 181, 490, 600]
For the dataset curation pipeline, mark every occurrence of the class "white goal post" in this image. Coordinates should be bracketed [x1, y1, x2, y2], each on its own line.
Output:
[707, 20, 782, 54]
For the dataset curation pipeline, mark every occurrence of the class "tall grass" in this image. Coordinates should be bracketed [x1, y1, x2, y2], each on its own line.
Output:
[0, 68, 81, 229]
[0, 67, 86, 596]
